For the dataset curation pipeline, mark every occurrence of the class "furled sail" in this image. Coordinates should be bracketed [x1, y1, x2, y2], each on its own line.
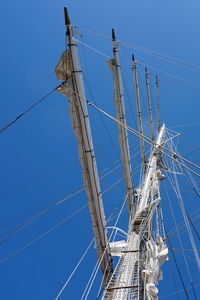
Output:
[55, 11, 113, 285]
[107, 29, 135, 218]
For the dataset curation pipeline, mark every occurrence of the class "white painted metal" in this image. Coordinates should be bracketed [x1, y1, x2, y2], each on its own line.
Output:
[102, 125, 167, 300]
[108, 30, 135, 217]
[136, 124, 166, 215]
[103, 233, 140, 300]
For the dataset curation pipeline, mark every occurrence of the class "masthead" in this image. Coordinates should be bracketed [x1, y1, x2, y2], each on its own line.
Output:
[64, 7, 71, 26]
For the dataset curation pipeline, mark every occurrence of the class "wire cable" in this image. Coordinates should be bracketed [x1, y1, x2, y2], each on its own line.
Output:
[86, 98, 200, 177]
[0, 204, 87, 264]
[0, 84, 62, 134]
[74, 26, 200, 74]
[55, 237, 95, 300]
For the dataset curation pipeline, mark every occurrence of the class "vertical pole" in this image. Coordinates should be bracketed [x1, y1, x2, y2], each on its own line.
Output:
[132, 55, 146, 174]
[145, 68, 154, 141]
[61, 7, 113, 285]
[110, 29, 135, 217]
[156, 75, 161, 132]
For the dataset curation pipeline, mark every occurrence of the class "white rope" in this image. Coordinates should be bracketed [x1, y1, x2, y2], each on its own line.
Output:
[137, 60, 200, 92]
[74, 26, 200, 72]
[76, 39, 111, 59]
[170, 121, 200, 129]
[0, 204, 88, 264]
[75, 37, 200, 92]
[86, 99, 200, 177]
[164, 182, 194, 284]
[168, 211, 200, 239]
[160, 282, 200, 299]
[167, 168, 200, 271]
[55, 237, 95, 300]
[81, 194, 127, 300]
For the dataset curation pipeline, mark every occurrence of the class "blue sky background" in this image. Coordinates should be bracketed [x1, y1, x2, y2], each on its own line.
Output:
[0, 0, 200, 299]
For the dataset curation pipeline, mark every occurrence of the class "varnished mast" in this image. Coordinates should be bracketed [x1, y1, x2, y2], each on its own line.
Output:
[132, 56, 146, 175]
[145, 68, 154, 141]
[55, 7, 113, 286]
[108, 29, 135, 217]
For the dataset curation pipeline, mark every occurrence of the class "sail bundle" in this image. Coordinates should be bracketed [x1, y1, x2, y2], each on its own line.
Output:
[107, 30, 134, 218]
[55, 16, 113, 286]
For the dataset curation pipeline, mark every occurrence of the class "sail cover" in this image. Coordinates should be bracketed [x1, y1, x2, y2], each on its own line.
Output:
[55, 50, 113, 285]
[142, 235, 168, 299]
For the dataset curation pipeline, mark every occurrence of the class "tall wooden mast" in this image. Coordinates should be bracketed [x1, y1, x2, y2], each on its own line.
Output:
[132, 56, 146, 174]
[55, 7, 113, 286]
[108, 29, 135, 217]
[145, 68, 154, 141]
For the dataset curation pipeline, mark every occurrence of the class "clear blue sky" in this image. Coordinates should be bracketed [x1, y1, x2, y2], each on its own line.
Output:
[0, 0, 200, 299]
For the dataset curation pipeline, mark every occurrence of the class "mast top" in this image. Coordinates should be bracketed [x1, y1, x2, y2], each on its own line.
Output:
[64, 7, 71, 26]
[132, 54, 135, 62]
[156, 75, 159, 84]
[112, 28, 116, 41]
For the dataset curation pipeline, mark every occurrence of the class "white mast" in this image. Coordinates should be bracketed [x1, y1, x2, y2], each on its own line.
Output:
[136, 124, 166, 215]
[107, 29, 135, 217]
[145, 68, 154, 142]
[55, 8, 113, 285]
[103, 125, 168, 300]
[55, 9, 168, 298]
[132, 56, 146, 174]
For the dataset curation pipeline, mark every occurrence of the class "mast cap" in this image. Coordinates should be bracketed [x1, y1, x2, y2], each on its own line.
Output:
[64, 7, 71, 26]
[112, 28, 116, 41]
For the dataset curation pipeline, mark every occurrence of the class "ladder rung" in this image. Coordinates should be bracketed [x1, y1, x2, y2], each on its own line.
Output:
[107, 285, 140, 291]
[121, 250, 139, 253]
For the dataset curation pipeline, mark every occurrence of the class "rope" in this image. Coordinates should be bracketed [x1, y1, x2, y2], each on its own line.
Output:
[86, 99, 200, 177]
[0, 84, 62, 134]
[0, 187, 84, 245]
[137, 60, 200, 92]
[74, 26, 200, 73]
[165, 228, 190, 300]
[160, 283, 200, 299]
[55, 237, 95, 300]
[168, 210, 200, 239]
[0, 204, 87, 264]
[76, 36, 200, 93]
[81, 195, 127, 300]
[164, 183, 198, 299]
[166, 169, 200, 270]
[76, 39, 110, 59]
[63, 84, 200, 176]
[170, 121, 200, 129]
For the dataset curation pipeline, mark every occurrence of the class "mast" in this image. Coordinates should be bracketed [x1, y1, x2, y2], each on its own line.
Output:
[145, 68, 154, 141]
[55, 7, 113, 285]
[107, 29, 135, 217]
[132, 56, 146, 174]
[135, 124, 166, 214]
[103, 124, 168, 300]
[156, 76, 161, 132]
